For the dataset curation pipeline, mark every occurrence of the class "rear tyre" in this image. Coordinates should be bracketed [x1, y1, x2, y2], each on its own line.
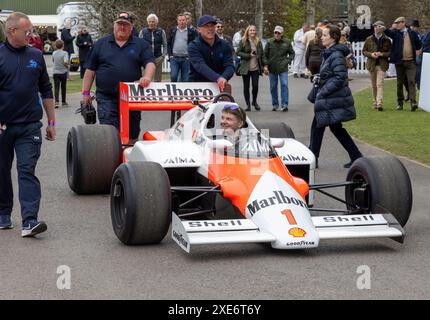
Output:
[111, 161, 171, 245]
[253, 121, 295, 139]
[67, 125, 121, 194]
[345, 156, 413, 226]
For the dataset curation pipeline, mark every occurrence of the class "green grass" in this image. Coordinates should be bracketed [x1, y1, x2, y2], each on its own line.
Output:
[345, 79, 430, 166]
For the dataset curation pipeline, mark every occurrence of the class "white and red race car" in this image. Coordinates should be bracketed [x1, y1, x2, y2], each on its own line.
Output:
[67, 82, 412, 253]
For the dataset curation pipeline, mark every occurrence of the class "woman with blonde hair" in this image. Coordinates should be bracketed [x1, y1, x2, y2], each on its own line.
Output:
[236, 25, 263, 111]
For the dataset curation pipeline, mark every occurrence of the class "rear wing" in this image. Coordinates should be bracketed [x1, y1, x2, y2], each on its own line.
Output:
[119, 82, 220, 144]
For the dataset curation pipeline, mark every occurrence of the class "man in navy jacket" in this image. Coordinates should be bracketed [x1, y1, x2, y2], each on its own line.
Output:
[0, 12, 56, 237]
[188, 15, 235, 92]
[384, 17, 422, 111]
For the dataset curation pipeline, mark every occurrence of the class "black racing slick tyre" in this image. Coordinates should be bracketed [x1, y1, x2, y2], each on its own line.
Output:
[67, 125, 122, 194]
[345, 156, 413, 227]
[110, 161, 172, 245]
[253, 121, 295, 139]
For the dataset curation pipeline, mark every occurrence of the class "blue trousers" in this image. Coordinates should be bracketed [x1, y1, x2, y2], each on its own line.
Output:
[269, 72, 289, 108]
[170, 56, 190, 82]
[96, 95, 141, 139]
[0, 121, 42, 224]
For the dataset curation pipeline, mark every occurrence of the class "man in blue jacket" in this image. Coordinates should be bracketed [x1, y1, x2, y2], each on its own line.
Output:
[0, 12, 56, 237]
[384, 17, 422, 111]
[188, 15, 235, 92]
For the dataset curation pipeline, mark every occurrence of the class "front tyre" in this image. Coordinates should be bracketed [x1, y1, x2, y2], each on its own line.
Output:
[111, 161, 171, 245]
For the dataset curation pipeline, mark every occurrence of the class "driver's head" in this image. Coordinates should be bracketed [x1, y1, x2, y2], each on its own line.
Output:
[221, 105, 246, 135]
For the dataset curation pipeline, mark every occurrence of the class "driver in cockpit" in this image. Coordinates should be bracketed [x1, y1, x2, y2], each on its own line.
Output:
[220, 104, 247, 141]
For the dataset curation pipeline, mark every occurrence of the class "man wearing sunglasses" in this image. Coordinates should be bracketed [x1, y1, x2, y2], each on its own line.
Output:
[0, 12, 56, 237]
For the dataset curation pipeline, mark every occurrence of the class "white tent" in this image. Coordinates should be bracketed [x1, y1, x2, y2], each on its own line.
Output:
[28, 15, 57, 33]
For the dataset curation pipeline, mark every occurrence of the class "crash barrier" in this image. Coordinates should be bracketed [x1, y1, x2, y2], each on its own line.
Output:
[419, 53, 430, 112]
[161, 42, 368, 74]
[119, 82, 220, 144]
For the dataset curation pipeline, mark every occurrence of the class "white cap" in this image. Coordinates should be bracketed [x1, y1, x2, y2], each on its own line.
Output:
[274, 26, 284, 34]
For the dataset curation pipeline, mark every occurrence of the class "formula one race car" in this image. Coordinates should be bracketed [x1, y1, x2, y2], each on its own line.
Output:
[67, 82, 412, 252]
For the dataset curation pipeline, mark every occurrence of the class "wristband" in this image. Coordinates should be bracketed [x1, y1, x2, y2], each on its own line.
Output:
[48, 120, 56, 127]
[82, 90, 91, 96]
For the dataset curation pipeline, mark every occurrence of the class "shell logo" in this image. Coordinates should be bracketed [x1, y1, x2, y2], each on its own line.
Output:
[288, 227, 307, 238]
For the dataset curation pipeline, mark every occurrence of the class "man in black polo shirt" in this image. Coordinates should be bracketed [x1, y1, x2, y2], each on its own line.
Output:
[82, 12, 155, 141]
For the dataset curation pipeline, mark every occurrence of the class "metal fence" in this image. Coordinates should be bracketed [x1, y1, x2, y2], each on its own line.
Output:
[161, 42, 368, 74]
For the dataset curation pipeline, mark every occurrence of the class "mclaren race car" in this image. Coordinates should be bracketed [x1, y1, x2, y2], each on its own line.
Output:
[67, 82, 412, 253]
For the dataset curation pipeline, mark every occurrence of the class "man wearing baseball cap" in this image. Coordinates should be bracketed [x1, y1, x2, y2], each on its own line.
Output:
[82, 11, 156, 142]
[385, 17, 422, 111]
[262, 25, 294, 111]
[188, 15, 235, 91]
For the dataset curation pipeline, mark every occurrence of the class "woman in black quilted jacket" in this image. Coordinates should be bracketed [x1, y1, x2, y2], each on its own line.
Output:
[309, 25, 362, 168]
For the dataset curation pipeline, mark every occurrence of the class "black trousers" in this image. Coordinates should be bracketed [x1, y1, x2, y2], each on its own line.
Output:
[53, 72, 67, 103]
[80, 61, 86, 79]
[242, 70, 260, 104]
[395, 60, 416, 105]
[0, 121, 42, 224]
[309, 117, 362, 161]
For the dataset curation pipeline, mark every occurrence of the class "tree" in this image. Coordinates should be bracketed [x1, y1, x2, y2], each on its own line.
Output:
[255, 0, 264, 38]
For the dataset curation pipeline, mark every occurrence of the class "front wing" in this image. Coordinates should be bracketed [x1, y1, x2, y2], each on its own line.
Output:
[172, 212, 404, 253]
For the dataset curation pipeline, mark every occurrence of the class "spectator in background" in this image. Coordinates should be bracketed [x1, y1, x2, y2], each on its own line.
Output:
[52, 39, 69, 108]
[0, 12, 55, 237]
[410, 19, 424, 90]
[362, 21, 391, 111]
[168, 13, 198, 82]
[309, 25, 362, 169]
[215, 20, 233, 50]
[28, 29, 43, 52]
[292, 23, 311, 78]
[263, 25, 294, 112]
[384, 16, 422, 111]
[129, 11, 139, 38]
[61, 20, 75, 58]
[232, 21, 246, 52]
[302, 24, 315, 49]
[140, 13, 167, 82]
[305, 28, 324, 76]
[188, 15, 235, 92]
[183, 11, 195, 30]
[76, 26, 93, 79]
[236, 25, 263, 111]
[82, 11, 155, 144]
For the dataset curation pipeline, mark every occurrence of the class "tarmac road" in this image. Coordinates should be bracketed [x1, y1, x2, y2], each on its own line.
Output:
[1, 69, 429, 300]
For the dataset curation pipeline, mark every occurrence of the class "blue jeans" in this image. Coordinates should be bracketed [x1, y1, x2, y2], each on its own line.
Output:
[96, 95, 141, 139]
[269, 72, 289, 108]
[170, 56, 190, 82]
[0, 121, 42, 224]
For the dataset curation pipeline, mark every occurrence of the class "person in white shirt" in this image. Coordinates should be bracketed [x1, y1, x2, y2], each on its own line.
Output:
[292, 23, 311, 78]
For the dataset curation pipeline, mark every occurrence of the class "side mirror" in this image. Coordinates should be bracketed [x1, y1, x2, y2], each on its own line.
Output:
[270, 138, 285, 148]
[206, 139, 234, 150]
